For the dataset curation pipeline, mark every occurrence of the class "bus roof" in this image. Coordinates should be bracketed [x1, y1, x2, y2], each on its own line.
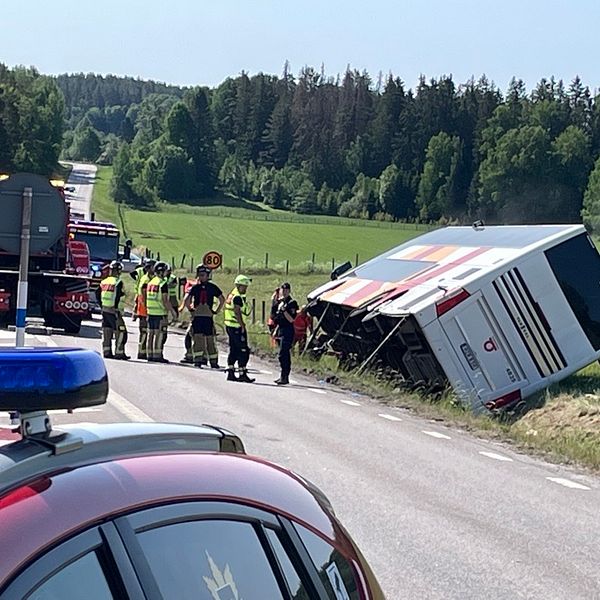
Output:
[311, 224, 584, 313]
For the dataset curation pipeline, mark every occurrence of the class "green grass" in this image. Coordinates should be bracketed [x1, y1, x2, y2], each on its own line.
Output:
[91, 165, 119, 224]
[92, 166, 428, 273]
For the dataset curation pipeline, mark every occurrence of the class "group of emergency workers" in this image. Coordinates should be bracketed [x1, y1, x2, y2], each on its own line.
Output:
[98, 260, 264, 383]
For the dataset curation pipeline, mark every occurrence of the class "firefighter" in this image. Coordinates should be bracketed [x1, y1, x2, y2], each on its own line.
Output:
[223, 274, 254, 382]
[97, 260, 129, 360]
[146, 261, 177, 363]
[183, 265, 225, 368]
[166, 265, 179, 315]
[272, 282, 298, 385]
[132, 259, 155, 360]
[180, 273, 199, 364]
[160, 264, 177, 352]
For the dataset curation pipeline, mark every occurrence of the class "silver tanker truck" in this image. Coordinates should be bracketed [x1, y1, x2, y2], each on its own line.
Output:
[0, 173, 91, 334]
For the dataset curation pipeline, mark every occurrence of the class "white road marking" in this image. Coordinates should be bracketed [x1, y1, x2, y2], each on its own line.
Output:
[308, 388, 327, 395]
[341, 400, 361, 406]
[289, 379, 299, 385]
[422, 430, 451, 440]
[259, 369, 273, 375]
[378, 413, 402, 422]
[479, 451, 513, 462]
[108, 390, 154, 423]
[546, 477, 591, 491]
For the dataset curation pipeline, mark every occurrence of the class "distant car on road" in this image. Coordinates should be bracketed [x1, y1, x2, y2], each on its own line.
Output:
[118, 251, 142, 273]
[0, 347, 384, 599]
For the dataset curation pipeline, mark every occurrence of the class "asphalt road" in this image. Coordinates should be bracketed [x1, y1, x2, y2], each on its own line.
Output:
[64, 162, 97, 219]
[2, 319, 598, 599]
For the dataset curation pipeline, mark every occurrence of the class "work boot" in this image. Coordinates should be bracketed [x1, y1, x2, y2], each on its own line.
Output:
[238, 370, 255, 384]
[180, 356, 192, 364]
[226, 368, 238, 382]
[210, 361, 221, 369]
[200, 357, 208, 366]
[114, 354, 131, 361]
[103, 352, 114, 359]
[137, 353, 147, 360]
[193, 362, 203, 369]
[275, 376, 289, 385]
[155, 357, 170, 364]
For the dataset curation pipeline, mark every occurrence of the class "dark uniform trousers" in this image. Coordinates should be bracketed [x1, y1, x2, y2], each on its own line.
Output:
[278, 325, 294, 378]
[226, 326, 250, 369]
[102, 310, 128, 356]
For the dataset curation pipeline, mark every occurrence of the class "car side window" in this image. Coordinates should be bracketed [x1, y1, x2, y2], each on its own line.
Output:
[294, 523, 359, 600]
[136, 519, 285, 600]
[28, 551, 113, 600]
[264, 527, 309, 598]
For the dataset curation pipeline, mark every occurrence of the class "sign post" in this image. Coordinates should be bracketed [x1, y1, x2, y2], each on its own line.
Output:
[15, 187, 32, 347]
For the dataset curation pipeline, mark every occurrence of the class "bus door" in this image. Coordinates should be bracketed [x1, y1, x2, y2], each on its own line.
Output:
[439, 290, 528, 405]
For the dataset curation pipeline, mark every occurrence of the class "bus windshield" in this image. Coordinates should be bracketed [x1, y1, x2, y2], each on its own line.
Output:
[545, 233, 600, 351]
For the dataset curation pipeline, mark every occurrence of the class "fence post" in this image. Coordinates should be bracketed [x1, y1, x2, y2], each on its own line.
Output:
[331, 257, 335, 271]
[171, 256, 175, 269]
[261, 300, 265, 323]
[285, 260, 289, 275]
[157, 251, 160, 260]
[180, 254, 186, 268]
[311, 252, 315, 266]
[265, 252, 269, 269]
[190, 257, 194, 272]
[251, 298, 256, 324]
[355, 252, 359, 266]
[238, 257, 242, 273]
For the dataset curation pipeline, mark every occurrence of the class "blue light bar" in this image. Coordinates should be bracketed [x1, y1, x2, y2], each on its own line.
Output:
[0, 348, 108, 411]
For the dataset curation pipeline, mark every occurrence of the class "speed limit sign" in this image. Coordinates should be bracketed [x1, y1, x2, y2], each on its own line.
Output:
[202, 250, 223, 269]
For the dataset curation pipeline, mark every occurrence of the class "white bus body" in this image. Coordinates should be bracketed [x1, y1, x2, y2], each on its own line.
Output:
[307, 225, 600, 412]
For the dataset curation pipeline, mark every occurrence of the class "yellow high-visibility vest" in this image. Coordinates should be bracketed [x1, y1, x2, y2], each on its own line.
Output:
[223, 287, 250, 328]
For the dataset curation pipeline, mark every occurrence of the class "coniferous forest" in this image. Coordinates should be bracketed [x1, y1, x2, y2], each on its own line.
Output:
[4, 63, 600, 230]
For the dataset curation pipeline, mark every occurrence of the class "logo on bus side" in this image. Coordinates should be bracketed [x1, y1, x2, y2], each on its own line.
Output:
[483, 337, 498, 352]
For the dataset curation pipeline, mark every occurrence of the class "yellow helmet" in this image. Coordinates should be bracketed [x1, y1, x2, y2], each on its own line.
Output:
[234, 275, 251, 286]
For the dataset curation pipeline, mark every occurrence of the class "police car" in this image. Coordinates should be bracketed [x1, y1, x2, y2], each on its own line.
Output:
[0, 348, 384, 599]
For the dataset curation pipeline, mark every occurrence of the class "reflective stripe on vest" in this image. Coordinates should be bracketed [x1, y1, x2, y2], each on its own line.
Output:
[146, 276, 166, 316]
[223, 288, 250, 328]
[100, 276, 122, 310]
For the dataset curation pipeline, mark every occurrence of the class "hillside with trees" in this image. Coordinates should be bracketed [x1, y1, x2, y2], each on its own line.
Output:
[3, 64, 600, 230]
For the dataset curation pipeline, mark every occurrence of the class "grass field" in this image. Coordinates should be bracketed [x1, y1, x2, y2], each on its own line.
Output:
[92, 166, 428, 274]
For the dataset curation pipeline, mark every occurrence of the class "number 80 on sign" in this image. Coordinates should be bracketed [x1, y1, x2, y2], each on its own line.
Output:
[202, 251, 223, 269]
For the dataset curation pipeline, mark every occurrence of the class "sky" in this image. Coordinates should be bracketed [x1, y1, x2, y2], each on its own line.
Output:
[2, 0, 598, 93]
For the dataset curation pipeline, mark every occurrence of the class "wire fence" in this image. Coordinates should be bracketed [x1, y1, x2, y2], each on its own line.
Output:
[142, 248, 364, 275]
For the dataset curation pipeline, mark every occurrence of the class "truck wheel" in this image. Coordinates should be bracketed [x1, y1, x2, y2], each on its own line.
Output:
[63, 317, 82, 335]
[46, 314, 82, 335]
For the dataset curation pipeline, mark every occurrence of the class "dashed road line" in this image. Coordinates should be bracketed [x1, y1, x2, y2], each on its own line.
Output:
[379, 413, 402, 422]
[308, 389, 327, 395]
[422, 430, 451, 440]
[341, 400, 361, 406]
[108, 390, 153, 423]
[259, 369, 273, 375]
[479, 451, 513, 462]
[546, 477, 590, 491]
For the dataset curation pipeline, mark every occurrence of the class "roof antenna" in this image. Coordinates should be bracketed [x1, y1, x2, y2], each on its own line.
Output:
[472, 219, 485, 231]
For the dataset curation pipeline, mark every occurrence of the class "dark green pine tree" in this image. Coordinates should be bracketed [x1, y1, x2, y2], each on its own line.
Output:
[184, 87, 216, 197]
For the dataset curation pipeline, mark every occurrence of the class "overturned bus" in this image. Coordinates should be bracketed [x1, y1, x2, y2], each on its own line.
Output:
[306, 224, 600, 413]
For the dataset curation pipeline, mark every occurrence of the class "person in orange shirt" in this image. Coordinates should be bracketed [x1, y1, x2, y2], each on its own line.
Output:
[293, 305, 313, 354]
[131, 259, 155, 360]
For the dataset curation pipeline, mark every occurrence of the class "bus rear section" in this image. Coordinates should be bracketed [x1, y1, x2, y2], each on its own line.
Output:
[425, 232, 600, 412]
